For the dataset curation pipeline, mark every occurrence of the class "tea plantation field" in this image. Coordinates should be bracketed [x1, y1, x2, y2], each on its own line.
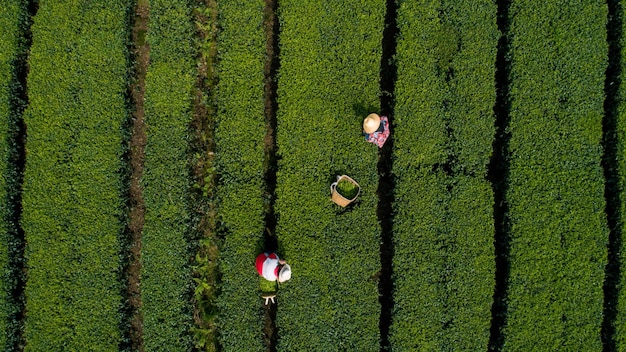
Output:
[0, 0, 624, 351]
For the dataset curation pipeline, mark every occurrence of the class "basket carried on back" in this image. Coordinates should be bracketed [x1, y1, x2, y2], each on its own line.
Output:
[330, 175, 360, 207]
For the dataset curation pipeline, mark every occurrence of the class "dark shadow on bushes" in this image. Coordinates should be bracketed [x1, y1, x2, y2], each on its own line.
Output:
[488, 0, 512, 350]
[601, 1, 623, 351]
[377, 0, 398, 350]
[352, 102, 379, 119]
[5, 1, 38, 351]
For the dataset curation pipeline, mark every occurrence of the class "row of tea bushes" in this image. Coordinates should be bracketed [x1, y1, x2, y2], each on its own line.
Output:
[502, 1, 609, 350]
[21, 0, 130, 349]
[274, 0, 384, 350]
[213, 0, 267, 350]
[616, 2, 626, 348]
[390, 0, 498, 349]
[141, 0, 196, 349]
[0, 1, 27, 348]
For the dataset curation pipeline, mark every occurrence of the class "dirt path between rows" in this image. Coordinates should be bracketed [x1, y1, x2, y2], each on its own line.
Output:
[190, 0, 220, 350]
[127, 0, 149, 350]
[377, 0, 398, 350]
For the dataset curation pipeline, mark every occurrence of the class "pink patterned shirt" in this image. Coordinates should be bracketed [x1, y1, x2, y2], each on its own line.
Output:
[364, 115, 389, 148]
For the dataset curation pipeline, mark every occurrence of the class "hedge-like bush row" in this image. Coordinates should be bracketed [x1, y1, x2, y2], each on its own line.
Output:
[390, 0, 497, 350]
[141, 0, 196, 350]
[21, 0, 130, 349]
[616, 4, 626, 348]
[274, 1, 384, 350]
[213, 0, 266, 350]
[0, 2, 26, 349]
[502, 1, 608, 350]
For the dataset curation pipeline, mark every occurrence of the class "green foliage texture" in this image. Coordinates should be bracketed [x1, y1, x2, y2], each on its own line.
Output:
[2, 1, 622, 350]
[0, 1, 25, 349]
[21, 0, 130, 350]
[336, 179, 359, 200]
[502, 1, 609, 350]
[274, 0, 384, 350]
[390, 0, 498, 350]
[213, 0, 266, 351]
[142, 0, 196, 350]
[611, 1, 626, 350]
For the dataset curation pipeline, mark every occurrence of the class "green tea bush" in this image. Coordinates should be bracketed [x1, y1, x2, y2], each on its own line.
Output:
[141, 0, 196, 350]
[274, 0, 384, 350]
[390, 0, 497, 349]
[213, 0, 266, 351]
[0, 1, 26, 348]
[502, 1, 608, 350]
[20, 0, 130, 349]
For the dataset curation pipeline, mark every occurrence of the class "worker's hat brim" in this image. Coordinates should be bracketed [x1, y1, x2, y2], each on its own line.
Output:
[363, 113, 381, 134]
[278, 264, 291, 283]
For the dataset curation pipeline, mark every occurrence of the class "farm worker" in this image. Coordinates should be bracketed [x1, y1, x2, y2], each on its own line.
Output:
[256, 252, 291, 282]
[363, 113, 390, 148]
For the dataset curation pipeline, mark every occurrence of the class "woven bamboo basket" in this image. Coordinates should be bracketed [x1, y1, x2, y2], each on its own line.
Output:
[330, 175, 360, 207]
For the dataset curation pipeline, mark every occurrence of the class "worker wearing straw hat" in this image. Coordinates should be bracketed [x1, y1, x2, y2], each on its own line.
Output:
[363, 113, 389, 148]
[256, 252, 291, 283]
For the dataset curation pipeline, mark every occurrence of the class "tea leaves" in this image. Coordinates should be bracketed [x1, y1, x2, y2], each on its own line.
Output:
[274, 0, 384, 350]
[503, 1, 609, 350]
[391, 0, 498, 349]
[141, 0, 196, 350]
[21, 0, 130, 349]
[213, 0, 266, 351]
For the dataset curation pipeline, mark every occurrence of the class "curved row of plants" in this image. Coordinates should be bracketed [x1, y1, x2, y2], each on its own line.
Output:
[0, 2, 26, 349]
[213, 0, 267, 350]
[140, 0, 197, 350]
[502, 1, 609, 350]
[274, 0, 384, 350]
[20, 0, 130, 349]
[390, 0, 498, 350]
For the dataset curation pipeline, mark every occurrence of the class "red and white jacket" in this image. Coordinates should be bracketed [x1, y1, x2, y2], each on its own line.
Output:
[255, 252, 280, 281]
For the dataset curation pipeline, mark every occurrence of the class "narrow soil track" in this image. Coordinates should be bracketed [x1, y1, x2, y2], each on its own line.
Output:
[127, 0, 149, 350]
[190, 0, 220, 350]
[262, 0, 280, 350]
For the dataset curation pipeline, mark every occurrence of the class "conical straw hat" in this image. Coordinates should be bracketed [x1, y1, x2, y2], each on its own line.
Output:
[363, 113, 381, 134]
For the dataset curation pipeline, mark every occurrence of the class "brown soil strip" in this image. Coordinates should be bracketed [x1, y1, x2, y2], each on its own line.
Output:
[190, 0, 219, 350]
[263, 0, 280, 240]
[127, 0, 149, 350]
